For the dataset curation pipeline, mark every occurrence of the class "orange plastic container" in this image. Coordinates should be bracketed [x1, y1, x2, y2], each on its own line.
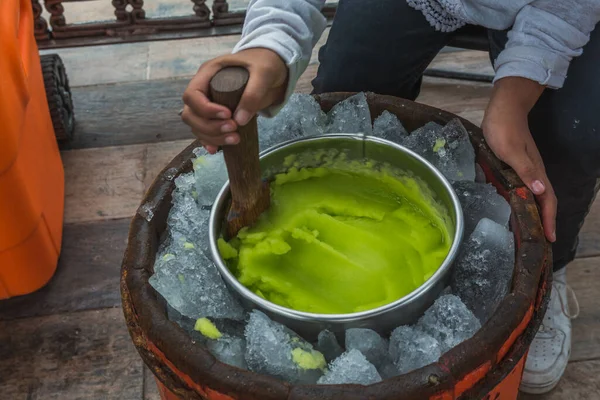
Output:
[0, 0, 65, 299]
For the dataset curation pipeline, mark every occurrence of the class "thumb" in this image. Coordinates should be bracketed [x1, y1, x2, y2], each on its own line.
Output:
[233, 69, 273, 126]
[503, 149, 546, 196]
[502, 148, 557, 242]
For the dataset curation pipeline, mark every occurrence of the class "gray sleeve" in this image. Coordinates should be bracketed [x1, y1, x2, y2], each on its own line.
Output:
[494, 0, 600, 89]
[232, 0, 327, 117]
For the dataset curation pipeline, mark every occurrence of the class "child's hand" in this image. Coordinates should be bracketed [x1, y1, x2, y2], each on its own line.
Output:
[483, 77, 557, 243]
[181, 48, 288, 153]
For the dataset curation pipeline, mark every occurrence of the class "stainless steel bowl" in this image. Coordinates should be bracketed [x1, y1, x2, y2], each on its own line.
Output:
[209, 134, 464, 340]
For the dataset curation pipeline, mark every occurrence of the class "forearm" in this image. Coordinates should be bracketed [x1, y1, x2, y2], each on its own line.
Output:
[487, 77, 545, 119]
[482, 77, 557, 242]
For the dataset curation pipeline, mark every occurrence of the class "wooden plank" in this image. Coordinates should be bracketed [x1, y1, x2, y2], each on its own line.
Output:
[0, 219, 130, 321]
[0, 308, 144, 400]
[296, 64, 319, 94]
[62, 144, 146, 223]
[144, 139, 195, 191]
[519, 360, 600, 400]
[428, 49, 494, 76]
[577, 197, 600, 258]
[61, 139, 191, 224]
[567, 257, 600, 362]
[417, 77, 491, 127]
[41, 42, 150, 87]
[147, 35, 242, 80]
[44, 27, 332, 90]
[146, 28, 330, 81]
[67, 72, 316, 150]
[67, 78, 191, 149]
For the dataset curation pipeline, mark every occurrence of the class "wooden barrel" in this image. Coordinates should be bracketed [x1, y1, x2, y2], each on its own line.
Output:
[121, 93, 551, 400]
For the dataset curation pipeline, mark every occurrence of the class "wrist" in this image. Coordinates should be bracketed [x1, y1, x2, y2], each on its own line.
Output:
[489, 77, 545, 115]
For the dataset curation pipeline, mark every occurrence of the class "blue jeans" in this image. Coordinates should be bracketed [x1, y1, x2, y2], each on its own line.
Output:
[312, 0, 600, 271]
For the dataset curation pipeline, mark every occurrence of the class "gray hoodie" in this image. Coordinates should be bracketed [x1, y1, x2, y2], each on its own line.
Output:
[232, 0, 600, 116]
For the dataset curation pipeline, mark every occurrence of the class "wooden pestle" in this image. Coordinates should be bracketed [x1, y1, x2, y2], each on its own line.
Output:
[209, 67, 270, 239]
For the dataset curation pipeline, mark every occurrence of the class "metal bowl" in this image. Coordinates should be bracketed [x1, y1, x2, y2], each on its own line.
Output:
[209, 134, 464, 340]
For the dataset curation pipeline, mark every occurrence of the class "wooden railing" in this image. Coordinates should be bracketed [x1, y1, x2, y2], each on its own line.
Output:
[33, 0, 337, 49]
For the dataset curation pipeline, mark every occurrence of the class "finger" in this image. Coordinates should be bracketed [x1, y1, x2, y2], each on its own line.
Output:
[182, 106, 237, 136]
[192, 128, 240, 147]
[206, 145, 219, 154]
[199, 141, 220, 155]
[525, 145, 557, 242]
[537, 188, 557, 242]
[501, 145, 546, 197]
[183, 62, 232, 120]
[502, 147, 557, 242]
[183, 89, 231, 120]
[234, 69, 276, 126]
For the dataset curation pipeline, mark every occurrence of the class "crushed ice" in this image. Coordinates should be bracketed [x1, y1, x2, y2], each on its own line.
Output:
[150, 93, 515, 384]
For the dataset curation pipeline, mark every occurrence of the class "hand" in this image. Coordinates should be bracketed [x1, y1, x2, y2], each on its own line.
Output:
[181, 48, 289, 153]
[482, 77, 557, 242]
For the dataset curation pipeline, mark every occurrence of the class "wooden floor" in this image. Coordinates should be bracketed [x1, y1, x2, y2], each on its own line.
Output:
[1, 33, 599, 400]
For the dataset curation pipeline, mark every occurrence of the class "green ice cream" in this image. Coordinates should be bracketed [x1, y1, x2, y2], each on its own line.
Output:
[219, 159, 452, 314]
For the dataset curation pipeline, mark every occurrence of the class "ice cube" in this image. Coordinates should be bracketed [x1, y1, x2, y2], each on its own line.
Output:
[167, 207, 210, 255]
[441, 119, 476, 181]
[325, 92, 373, 135]
[317, 349, 382, 385]
[192, 149, 228, 208]
[258, 94, 327, 151]
[245, 311, 326, 384]
[451, 218, 515, 323]
[389, 325, 442, 374]
[164, 168, 213, 254]
[166, 172, 205, 234]
[149, 243, 245, 321]
[345, 328, 389, 369]
[372, 110, 408, 143]
[207, 335, 248, 369]
[401, 119, 475, 182]
[316, 330, 344, 363]
[452, 181, 511, 238]
[401, 121, 443, 154]
[417, 294, 481, 353]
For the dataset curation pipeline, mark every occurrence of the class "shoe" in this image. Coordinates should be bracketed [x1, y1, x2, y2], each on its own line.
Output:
[520, 268, 580, 394]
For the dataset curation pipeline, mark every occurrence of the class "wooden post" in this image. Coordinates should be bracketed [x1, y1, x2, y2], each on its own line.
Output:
[209, 66, 270, 239]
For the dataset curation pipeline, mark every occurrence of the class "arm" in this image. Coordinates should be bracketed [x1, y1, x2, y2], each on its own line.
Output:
[494, 0, 600, 89]
[484, 2, 600, 242]
[181, 0, 326, 152]
[483, 76, 555, 243]
[233, 0, 327, 116]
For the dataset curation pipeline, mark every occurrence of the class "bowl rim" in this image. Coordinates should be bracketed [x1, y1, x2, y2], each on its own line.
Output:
[209, 133, 464, 323]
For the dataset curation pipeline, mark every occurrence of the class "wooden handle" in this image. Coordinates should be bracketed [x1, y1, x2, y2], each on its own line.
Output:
[209, 67, 269, 238]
